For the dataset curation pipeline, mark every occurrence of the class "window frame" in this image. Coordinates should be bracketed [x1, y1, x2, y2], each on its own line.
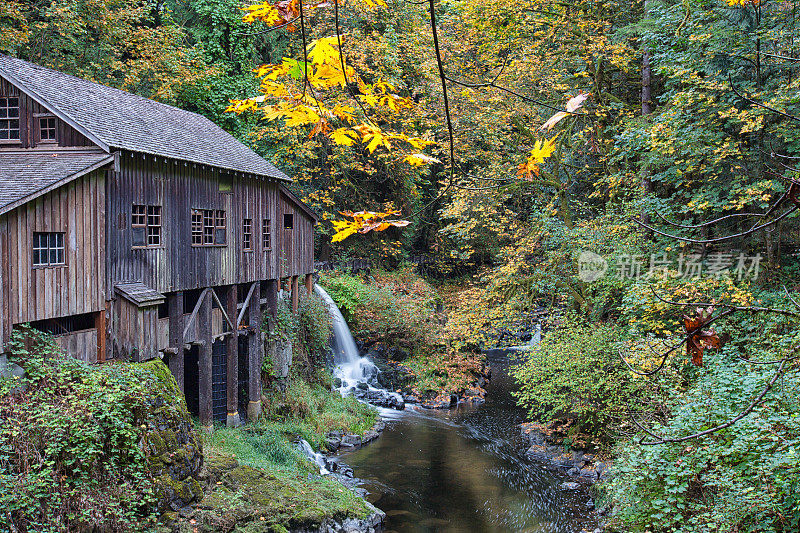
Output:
[0, 96, 20, 144]
[131, 204, 162, 249]
[262, 218, 272, 251]
[242, 218, 253, 252]
[38, 115, 57, 144]
[283, 213, 294, 230]
[191, 208, 227, 247]
[32, 231, 66, 268]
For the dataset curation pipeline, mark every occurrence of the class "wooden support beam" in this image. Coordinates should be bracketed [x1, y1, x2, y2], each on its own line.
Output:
[247, 281, 262, 421]
[236, 282, 258, 328]
[183, 288, 210, 342]
[266, 279, 278, 326]
[304, 273, 313, 296]
[291, 276, 299, 313]
[198, 290, 213, 430]
[211, 287, 235, 331]
[168, 291, 185, 393]
[226, 285, 240, 428]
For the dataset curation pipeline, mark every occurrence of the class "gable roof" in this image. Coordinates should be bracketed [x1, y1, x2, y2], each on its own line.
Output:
[0, 151, 115, 215]
[280, 185, 320, 223]
[0, 54, 290, 181]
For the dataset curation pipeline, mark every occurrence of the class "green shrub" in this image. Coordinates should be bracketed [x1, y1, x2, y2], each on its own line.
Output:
[318, 268, 438, 353]
[0, 326, 159, 532]
[264, 293, 333, 376]
[605, 348, 800, 532]
[511, 318, 652, 444]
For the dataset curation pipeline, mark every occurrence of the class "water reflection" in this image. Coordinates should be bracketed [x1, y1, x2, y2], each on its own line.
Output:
[338, 353, 597, 533]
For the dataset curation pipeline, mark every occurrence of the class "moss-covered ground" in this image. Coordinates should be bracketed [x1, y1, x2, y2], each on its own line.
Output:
[176, 372, 378, 532]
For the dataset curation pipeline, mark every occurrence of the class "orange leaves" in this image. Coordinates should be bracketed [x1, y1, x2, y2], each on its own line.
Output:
[517, 136, 557, 179]
[331, 210, 411, 243]
[682, 307, 726, 367]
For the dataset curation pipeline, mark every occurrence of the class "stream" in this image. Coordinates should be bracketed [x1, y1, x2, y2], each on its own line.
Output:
[315, 286, 599, 533]
[338, 351, 598, 533]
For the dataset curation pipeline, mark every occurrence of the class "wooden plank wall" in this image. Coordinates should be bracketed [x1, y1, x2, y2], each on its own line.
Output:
[0, 169, 106, 346]
[109, 153, 298, 294]
[55, 330, 98, 363]
[0, 76, 93, 148]
[278, 192, 315, 278]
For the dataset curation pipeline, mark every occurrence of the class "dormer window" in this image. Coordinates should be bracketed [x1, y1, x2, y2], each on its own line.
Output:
[0, 97, 20, 142]
[39, 116, 57, 143]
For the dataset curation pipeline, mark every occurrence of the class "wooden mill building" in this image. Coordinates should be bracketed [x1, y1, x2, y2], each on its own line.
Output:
[0, 54, 318, 427]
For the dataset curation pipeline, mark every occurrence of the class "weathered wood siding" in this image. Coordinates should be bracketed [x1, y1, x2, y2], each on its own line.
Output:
[108, 152, 314, 294]
[55, 330, 98, 363]
[0, 76, 93, 149]
[0, 169, 106, 347]
[112, 298, 160, 362]
[278, 191, 315, 278]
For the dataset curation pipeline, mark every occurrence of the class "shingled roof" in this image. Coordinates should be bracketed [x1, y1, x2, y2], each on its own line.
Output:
[0, 54, 290, 181]
[0, 151, 114, 214]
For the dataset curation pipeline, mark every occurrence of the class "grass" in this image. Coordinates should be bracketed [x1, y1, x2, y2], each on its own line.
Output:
[184, 372, 378, 531]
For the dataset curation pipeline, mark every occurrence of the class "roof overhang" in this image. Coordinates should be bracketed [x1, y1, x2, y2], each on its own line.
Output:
[279, 184, 320, 223]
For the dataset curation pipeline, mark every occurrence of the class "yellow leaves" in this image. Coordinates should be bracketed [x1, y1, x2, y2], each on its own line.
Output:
[331, 210, 411, 243]
[307, 35, 340, 66]
[517, 136, 558, 179]
[724, 0, 760, 5]
[404, 153, 441, 166]
[330, 127, 359, 146]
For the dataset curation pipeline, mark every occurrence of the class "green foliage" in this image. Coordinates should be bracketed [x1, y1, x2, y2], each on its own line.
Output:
[0, 326, 159, 532]
[605, 349, 800, 532]
[264, 293, 333, 375]
[261, 374, 378, 451]
[511, 318, 653, 443]
[319, 267, 439, 353]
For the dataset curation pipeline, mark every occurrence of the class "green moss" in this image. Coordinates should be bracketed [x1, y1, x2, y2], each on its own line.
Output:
[190, 452, 368, 532]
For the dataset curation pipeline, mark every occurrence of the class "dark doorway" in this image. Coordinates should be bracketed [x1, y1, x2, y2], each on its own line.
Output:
[185, 346, 199, 417]
[238, 336, 250, 421]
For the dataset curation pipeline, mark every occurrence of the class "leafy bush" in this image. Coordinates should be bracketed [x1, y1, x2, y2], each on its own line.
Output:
[318, 267, 439, 353]
[0, 326, 159, 532]
[511, 318, 654, 444]
[605, 348, 800, 532]
[264, 293, 333, 376]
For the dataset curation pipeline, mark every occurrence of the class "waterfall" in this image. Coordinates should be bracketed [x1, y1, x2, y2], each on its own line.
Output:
[314, 285, 359, 365]
[314, 284, 404, 409]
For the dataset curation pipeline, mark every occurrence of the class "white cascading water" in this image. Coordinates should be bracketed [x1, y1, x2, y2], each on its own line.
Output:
[314, 284, 402, 407]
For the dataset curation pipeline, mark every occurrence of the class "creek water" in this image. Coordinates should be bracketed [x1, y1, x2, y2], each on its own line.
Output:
[337, 351, 598, 533]
[315, 285, 598, 532]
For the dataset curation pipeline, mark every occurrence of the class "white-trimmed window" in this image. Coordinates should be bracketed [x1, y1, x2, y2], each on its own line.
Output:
[131, 204, 161, 247]
[33, 232, 65, 267]
[243, 218, 253, 251]
[0, 97, 20, 141]
[262, 218, 271, 250]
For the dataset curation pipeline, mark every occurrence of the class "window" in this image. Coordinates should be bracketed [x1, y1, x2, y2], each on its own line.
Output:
[262, 218, 271, 250]
[192, 208, 226, 246]
[0, 97, 20, 141]
[243, 218, 253, 251]
[131, 204, 161, 247]
[283, 213, 294, 230]
[32, 232, 65, 267]
[219, 175, 232, 193]
[39, 116, 56, 142]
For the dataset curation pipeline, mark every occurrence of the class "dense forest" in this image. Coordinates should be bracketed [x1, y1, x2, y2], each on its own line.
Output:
[1, 0, 800, 531]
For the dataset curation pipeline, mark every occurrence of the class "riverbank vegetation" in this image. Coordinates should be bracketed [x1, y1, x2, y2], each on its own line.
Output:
[3, 0, 800, 529]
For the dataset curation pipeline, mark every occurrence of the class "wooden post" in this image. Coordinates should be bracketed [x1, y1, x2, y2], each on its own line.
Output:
[305, 273, 313, 295]
[168, 291, 184, 393]
[266, 280, 278, 326]
[291, 275, 299, 313]
[198, 290, 213, 430]
[226, 285, 240, 427]
[95, 305, 107, 363]
[247, 281, 262, 421]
